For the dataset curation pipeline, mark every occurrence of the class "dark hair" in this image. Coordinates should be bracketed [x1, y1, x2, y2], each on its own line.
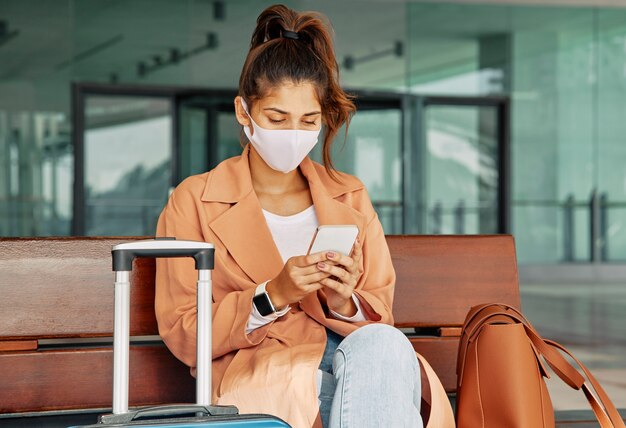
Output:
[238, 4, 357, 181]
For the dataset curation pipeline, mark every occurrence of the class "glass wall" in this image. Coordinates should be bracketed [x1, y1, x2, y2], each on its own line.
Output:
[405, 3, 626, 410]
[2, 0, 626, 259]
[598, 9, 626, 261]
[0, 111, 72, 236]
[406, 4, 626, 263]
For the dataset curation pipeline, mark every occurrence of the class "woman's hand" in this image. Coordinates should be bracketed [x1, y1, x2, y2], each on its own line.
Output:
[265, 252, 333, 309]
[317, 237, 364, 317]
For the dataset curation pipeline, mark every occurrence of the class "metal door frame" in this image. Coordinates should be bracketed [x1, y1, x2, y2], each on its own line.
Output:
[71, 82, 234, 235]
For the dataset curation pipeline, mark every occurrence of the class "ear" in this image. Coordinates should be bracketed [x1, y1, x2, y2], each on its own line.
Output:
[234, 96, 251, 127]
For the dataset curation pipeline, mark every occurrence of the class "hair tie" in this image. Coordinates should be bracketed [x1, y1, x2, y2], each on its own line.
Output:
[282, 30, 299, 40]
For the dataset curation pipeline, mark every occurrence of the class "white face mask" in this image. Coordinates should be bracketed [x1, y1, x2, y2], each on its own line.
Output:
[241, 98, 321, 173]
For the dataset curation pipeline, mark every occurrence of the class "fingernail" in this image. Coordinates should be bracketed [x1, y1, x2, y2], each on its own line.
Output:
[318, 262, 326, 269]
[327, 252, 335, 259]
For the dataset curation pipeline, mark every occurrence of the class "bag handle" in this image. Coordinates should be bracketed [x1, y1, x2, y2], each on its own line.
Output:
[457, 304, 554, 386]
[521, 324, 585, 389]
[543, 339, 625, 428]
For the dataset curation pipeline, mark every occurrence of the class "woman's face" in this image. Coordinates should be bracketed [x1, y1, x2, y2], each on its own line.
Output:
[235, 80, 322, 134]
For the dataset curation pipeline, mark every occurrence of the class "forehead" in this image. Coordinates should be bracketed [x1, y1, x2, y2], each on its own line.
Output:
[260, 81, 321, 111]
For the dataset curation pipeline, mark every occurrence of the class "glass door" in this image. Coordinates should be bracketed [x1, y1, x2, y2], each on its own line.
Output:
[420, 97, 509, 234]
[176, 92, 240, 181]
[73, 85, 175, 236]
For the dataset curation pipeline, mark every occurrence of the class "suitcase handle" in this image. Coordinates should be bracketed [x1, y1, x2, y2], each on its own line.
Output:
[110, 238, 217, 415]
[99, 404, 238, 425]
[112, 237, 214, 271]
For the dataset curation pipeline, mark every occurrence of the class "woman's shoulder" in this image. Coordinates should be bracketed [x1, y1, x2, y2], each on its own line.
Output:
[172, 154, 243, 202]
[311, 161, 364, 192]
[309, 160, 377, 221]
[170, 171, 211, 201]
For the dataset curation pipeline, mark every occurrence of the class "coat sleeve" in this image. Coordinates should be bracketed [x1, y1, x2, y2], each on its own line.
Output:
[154, 180, 273, 368]
[352, 208, 396, 325]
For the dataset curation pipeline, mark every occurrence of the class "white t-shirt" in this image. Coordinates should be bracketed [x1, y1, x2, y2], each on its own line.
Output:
[245, 204, 366, 334]
[263, 204, 319, 264]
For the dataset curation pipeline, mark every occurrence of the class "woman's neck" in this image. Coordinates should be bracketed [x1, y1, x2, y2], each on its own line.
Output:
[249, 145, 308, 196]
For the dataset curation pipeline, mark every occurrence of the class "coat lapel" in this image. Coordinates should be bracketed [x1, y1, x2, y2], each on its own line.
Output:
[208, 189, 285, 285]
[201, 145, 284, 285]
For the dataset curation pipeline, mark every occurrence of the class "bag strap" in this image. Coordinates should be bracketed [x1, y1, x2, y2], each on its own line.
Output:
[543, 339, 625, 428]
[521, 324, 585, 389]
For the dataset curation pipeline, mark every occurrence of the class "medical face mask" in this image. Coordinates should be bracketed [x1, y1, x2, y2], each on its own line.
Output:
[241, 98, 321, 173]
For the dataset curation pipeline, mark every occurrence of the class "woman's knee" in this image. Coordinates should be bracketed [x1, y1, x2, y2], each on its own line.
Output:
[334, 323, 417, 368]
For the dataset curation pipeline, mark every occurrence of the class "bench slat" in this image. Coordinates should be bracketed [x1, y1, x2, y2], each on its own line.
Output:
[388, 235, 521, 328]
[0, 237, 156, 339]
[0, 345, 194, 414]
[409, 337, 460, 393]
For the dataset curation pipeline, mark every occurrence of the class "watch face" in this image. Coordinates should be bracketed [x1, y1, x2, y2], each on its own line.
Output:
[253, 292, 275, 316]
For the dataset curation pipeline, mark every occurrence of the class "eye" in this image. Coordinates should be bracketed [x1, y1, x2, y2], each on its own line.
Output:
[269, 119, 285, 124]
[304, 121, 317, 125]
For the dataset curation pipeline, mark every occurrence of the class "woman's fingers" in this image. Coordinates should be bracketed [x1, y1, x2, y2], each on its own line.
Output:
[351, 239, 363, 268]
[291, 251, 331, 267]
[320, 276, 353, 299]
[290, 261, 335, 277]
[317, 261, 352, 284]
[298, 270, 332, 284]
[322, 253, 360, 277]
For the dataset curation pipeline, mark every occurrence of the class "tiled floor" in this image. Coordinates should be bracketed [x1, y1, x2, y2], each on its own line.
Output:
[521, 282, 626, 411]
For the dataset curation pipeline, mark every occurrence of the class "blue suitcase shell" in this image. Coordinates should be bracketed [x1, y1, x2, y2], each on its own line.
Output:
[73, 405, 289, 428]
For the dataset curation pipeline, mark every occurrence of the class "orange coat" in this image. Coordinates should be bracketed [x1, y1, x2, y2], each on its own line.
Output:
[155, 144, 454, 428]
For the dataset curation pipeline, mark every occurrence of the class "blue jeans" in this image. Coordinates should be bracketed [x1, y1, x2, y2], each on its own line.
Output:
[317, 324, 424, 428]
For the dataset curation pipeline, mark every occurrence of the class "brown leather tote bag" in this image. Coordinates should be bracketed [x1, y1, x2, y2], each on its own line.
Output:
[455, 303, 625, 428]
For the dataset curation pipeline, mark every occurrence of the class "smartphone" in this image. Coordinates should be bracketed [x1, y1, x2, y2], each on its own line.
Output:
[307, 225, 359, 256]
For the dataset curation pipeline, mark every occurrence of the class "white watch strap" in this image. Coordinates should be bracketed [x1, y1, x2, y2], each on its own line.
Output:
[255, 281, 290, 316]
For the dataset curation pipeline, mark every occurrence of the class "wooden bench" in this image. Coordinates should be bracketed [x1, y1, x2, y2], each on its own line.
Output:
[0, 235, 609, 427]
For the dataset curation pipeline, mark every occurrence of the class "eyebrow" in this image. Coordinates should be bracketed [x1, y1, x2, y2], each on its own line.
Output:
[263, 107, 321, 116]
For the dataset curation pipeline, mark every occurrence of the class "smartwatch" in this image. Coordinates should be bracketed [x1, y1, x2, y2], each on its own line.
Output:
[253, 282, 277, 316]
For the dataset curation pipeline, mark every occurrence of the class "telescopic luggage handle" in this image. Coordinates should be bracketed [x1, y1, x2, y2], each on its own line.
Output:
[110, 238, 215, 416]
[112, 237, 214, 271]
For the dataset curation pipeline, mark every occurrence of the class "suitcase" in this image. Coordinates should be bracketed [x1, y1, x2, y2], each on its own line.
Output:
[71, 238, 290, 427]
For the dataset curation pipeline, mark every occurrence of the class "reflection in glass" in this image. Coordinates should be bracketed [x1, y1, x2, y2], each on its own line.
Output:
[84, 96, 172, 236]
[424, 105, 499, 234]
[0, 111, 72, 236]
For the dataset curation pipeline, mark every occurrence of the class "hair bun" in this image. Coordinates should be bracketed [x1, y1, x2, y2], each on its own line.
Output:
[250, 4, 298, 47]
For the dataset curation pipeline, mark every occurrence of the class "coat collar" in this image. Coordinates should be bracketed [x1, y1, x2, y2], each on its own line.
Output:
[201, 144, 368, 293]
[200, 144, 363, 203]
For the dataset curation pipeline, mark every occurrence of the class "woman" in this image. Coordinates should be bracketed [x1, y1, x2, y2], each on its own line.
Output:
[155, 4, 452, 428]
